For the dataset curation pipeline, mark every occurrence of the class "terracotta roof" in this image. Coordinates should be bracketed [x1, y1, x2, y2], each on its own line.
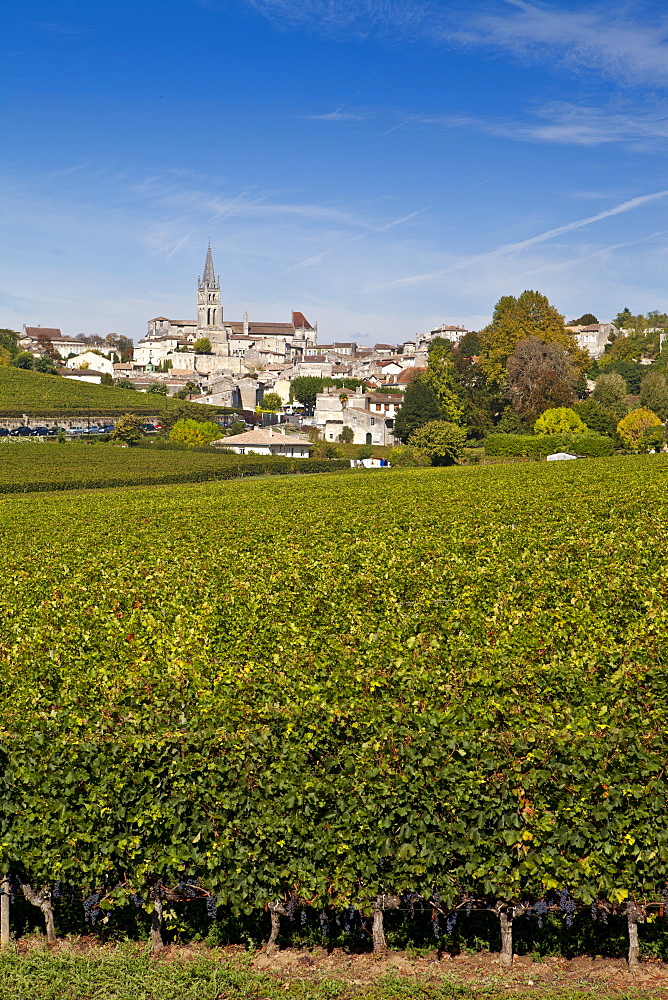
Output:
[292, 311, 314, 330]
[394, 367, 425, 384]
[213, 428, 312, 447]
[63, 369, 105, 377]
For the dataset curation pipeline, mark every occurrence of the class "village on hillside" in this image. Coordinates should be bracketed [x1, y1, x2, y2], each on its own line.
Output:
[15, 243, 663, 452]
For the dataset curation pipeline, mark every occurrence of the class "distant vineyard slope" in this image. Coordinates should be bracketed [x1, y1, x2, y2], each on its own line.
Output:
[0, 366, 229, 418]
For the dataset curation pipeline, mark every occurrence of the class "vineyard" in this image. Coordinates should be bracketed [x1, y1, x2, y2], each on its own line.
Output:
[0, 443, 349, 493]
[1, 456, 668, 968]
[0, 367, 229, 418]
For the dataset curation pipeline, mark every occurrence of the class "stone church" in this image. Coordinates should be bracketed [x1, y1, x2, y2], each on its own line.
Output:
[141, 244, 317, 368]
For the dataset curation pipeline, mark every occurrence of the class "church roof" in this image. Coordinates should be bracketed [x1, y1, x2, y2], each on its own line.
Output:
[292, 311, 314, 330]
[202, 242, 216, 284]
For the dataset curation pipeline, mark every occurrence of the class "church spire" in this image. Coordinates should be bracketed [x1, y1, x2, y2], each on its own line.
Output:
[203, 241, 216, 284]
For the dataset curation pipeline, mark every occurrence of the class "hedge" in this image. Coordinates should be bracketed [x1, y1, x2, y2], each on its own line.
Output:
[484, 432, 615, 458]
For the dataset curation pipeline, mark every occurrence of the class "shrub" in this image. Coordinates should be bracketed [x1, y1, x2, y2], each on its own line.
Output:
[534, 407, 587, 435]
[616, 407, 664, 451]
[169, 418, 222, 447]
[408, 420, 466, 466]
[574, 400, 619, 438]
[387, 445, 431, 467]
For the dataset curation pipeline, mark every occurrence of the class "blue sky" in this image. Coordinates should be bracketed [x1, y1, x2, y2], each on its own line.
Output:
[2, 0, 667, 344]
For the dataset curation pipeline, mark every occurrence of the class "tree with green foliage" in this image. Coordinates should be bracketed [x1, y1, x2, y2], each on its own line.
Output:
[506, 337, 578, 420]
[115, 379, 137, 390]
[193, 337, 212, 354]
[616, 407, 664, 451]
[422, 339, 464, 423]
[33, 355, 57, 374]
[109, 413, 145, 446]
[534, 407, 587, 435]
[593, 372, 628, 420]
[574, 400, 619, 438]
[260, 392, 283, 412]
[393, 378, 443, 443]
[12, 352, 35, 370]
[480, 290, 584, 382]
[408, 420, 466, 466]
[0, 329, 19, 358]
[227, 420, 246, 436]
[571, 313, 598, 326]
[147, 382, 168, 396]
[169, 418, 222, 446]
[495, 407, 531, 434]
[451, 354, 500, 439]
[338, 425, 354, 443]
[175, 381, 199, 400]
[289, 376, 325, 412]
[456, 330, 481, 357]
[639, 371, 668, 421]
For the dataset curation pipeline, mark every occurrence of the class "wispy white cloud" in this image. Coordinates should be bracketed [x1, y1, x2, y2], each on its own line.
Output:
[434, 101, 668, 147]
[461, 1, 668, 86]
[238, 0, 668, 86]
[302, 109, 368, 121]
[367, 188, 668, 289]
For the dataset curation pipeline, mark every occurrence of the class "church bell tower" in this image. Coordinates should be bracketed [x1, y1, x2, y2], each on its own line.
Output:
[197, 242, 224, 349]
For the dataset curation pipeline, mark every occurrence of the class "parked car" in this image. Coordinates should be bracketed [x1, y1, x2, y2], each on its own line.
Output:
[10, 427, 32, 437]
[0, 428, 9, 437]
[142, 423, 157, 433]
[31, 426, 51, 436]
[67, 427, 86, 435]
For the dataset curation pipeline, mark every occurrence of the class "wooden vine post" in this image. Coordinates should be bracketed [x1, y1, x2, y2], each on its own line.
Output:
[372, 895, 400, 956]
[498, 903, 525, 967]
[1, 876, 9, 949]
[150, 897, 165, 954]
[626, 901, 644, 970]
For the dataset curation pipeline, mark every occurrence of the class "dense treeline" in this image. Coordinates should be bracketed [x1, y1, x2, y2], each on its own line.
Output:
[1, 459, 668, 962]
[393, 292, 668, 464]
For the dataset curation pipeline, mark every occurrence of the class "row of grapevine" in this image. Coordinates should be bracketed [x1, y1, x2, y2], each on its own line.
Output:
[0, 443, 349, 493]
[1, 457, 668, 964]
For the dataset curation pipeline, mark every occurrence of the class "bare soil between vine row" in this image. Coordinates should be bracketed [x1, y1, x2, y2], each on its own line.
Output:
[13, 937, 668, 996]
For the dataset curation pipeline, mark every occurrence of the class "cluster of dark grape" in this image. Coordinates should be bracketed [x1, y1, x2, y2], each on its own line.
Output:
[206, 894, 217, 918]
[401, 891, 421, 918]
[130, 893, 144, 908]
[431, 910, 440, 939]
[590, 901, 598, 922]
[532, 899, 548, 929]
[557, 889, 576, 927]
[51, 882, 61, 900]
[446, 911, 457, 935]
[301, 910, 307, 926]
[285, 893, 298, 920]
[83, 892, 102, 925]
[319, 911, 329, 939]
[342, 906, 356, 933]
[176, 877, 198, 899]
[663, 885, 668, 907]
